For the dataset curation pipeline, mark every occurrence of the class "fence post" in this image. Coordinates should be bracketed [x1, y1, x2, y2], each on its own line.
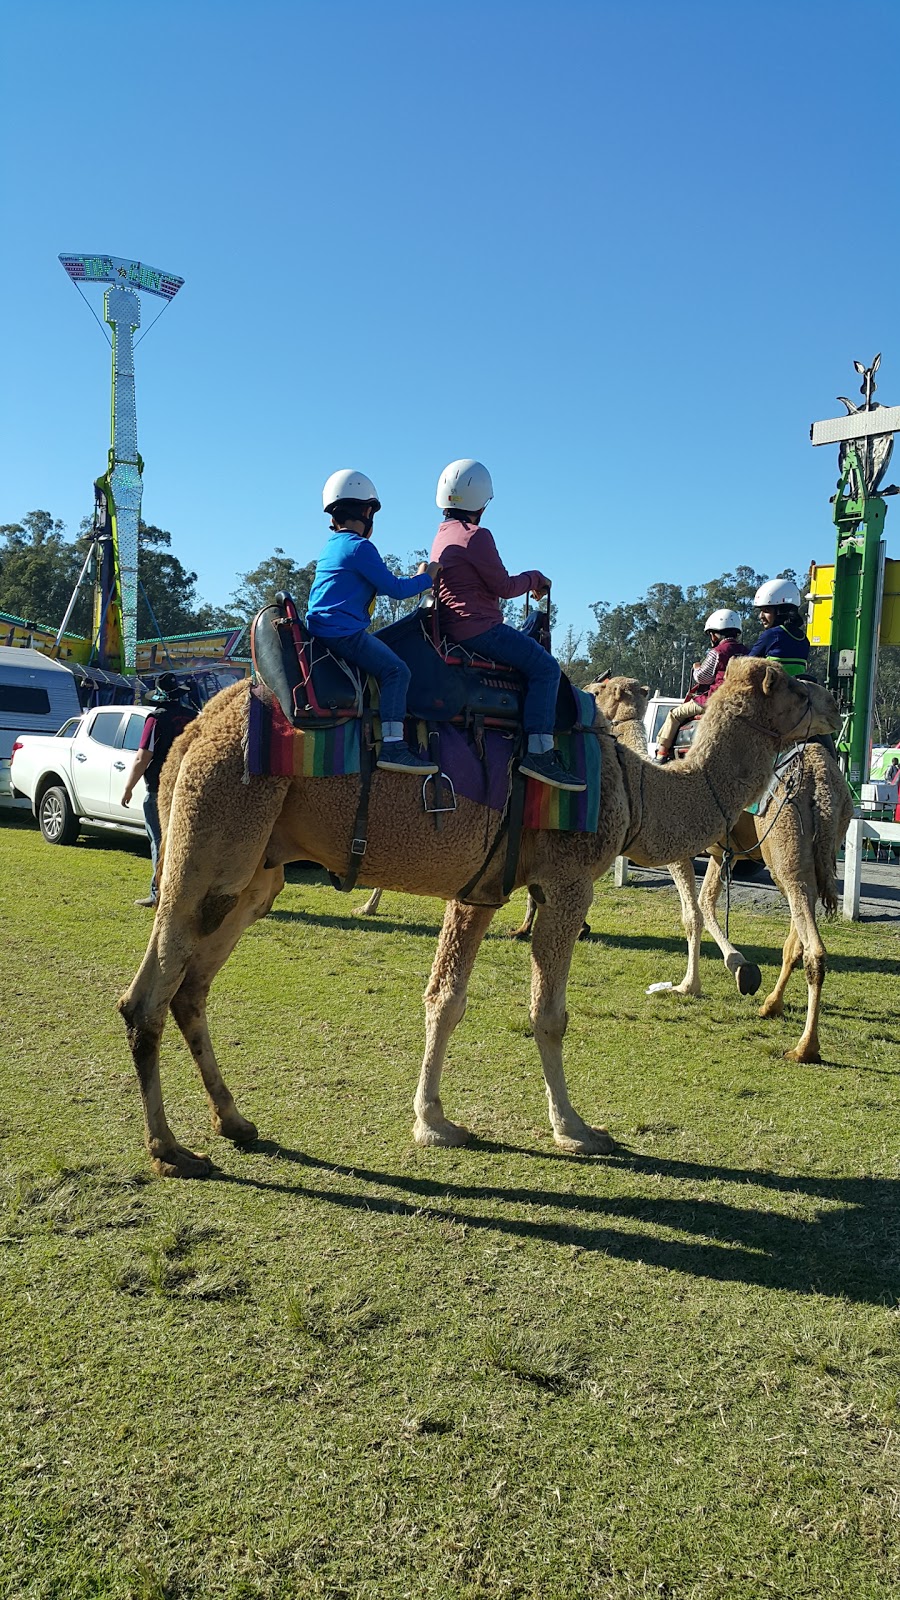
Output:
[613, 855, 630, 887]
[842, 816, 863, 920]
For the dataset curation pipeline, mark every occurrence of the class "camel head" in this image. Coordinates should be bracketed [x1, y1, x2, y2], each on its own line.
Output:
[715, 657, 841, 747]
[586, 676, 650, 732]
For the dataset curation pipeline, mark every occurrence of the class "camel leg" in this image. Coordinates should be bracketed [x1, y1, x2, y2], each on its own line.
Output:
[668, 858, 704, 995]
[119, 775, 289, 1178]
[414, 900, 497, 1147]
[169, 861, 286, 1145]
[697, 857, 762, 996]
[758, 924, 802, 1021]
[511, 891, 538, 940]
[356, 886, 383, 915]
[763, 882, 825, 1063]
[531, 880, 615, 1155]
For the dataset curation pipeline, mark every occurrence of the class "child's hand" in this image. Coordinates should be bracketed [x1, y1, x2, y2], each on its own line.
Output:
[531, 572, 551, 599]
[421, 560, 442, 580]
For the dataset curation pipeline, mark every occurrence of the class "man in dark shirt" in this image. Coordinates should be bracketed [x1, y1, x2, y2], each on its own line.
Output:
[122, 673, 197, 907]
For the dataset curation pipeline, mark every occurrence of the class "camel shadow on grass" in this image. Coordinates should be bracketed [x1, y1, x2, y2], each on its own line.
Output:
[216, 1139, 900, 1307]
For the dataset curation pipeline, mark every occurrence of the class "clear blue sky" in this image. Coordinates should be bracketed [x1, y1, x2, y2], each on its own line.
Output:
[2, 0, 898, 639]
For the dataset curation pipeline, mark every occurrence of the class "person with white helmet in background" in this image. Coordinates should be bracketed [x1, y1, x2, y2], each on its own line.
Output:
[747, 578, 811, 677]
[655, 608, 747, 763]
[430, 459, 584, 791]
[306, 470, 441, 774]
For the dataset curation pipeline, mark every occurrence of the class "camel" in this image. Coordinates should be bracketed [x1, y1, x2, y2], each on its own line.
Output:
[118, 659, 839, 1177]
[579, 676, 854, 1063]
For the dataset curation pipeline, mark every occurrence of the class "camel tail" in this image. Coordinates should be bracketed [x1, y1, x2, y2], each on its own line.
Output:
[810, 771, 852, 920]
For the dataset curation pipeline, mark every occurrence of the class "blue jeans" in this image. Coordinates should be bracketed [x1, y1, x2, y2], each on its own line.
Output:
[462, 623, 560, 734]
[143, 788, 161, 902]
[322, 629, 411, 727]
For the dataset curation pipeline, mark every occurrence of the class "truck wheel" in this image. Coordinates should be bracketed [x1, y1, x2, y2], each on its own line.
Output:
[38, 785, 80, 846]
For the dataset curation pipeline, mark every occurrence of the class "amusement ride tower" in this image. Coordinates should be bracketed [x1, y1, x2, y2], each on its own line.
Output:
[59, 253, 184, 673]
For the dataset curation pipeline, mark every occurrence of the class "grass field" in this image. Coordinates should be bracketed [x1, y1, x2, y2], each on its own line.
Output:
[1, 810, 899, 1600]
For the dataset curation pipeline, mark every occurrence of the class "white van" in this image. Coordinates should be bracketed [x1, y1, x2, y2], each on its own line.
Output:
[0, 646, 83, 806]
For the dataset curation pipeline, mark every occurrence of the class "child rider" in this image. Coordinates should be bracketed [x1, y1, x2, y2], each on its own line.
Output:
[747, 579, 811, 676]
[655, 609, 747, 763]
[306, 469, 441, 774]
[430, 458, 584, 792]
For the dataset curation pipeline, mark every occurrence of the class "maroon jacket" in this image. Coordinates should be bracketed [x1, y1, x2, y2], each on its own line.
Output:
[430, 520, 544, 641]
[690, 637, 747, 706]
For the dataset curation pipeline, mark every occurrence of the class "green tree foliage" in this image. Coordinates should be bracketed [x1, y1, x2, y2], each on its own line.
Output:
[229, 548, 316, 623]
[0, 511, 86, 629]
[873, 645, 900, 746]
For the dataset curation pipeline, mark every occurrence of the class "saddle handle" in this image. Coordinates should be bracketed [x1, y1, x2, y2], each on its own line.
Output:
[523, 581, 552, 651]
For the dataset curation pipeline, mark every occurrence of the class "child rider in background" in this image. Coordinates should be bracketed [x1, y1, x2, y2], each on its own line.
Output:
[655, 609, 747, 763]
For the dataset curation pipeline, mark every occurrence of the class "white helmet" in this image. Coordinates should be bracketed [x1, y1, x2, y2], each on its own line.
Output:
[322, 469, 381, 514]
[705, 609, 742, 633]
[436, 458, 494, 513]
[753, 578, 801, 609]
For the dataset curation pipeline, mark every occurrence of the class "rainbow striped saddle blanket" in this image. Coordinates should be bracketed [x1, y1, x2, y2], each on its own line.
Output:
[245, 682, 602, 835]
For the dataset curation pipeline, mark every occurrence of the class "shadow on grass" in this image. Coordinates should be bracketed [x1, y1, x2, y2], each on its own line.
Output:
[214, 1138, 900, 1306]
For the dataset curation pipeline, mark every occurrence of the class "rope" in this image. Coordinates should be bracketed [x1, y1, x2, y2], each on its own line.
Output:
[134, 295, 174, 349]
[71, 279, 112, 346]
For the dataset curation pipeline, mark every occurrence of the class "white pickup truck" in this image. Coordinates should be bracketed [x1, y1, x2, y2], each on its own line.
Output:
[10, 704, 154, 846]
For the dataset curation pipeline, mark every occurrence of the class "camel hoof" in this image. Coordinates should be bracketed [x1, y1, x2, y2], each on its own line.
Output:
[553, 1124, 616, 1156]
[673, 981, 701, 996]
[758, 997, 783, 1019]
[510, 927, 532, 942]
[736, 963, 762, 996]
[784, 1046, 821, 1065]
[150, 1144, 213, 1180]
[413, 1117, 472, 1149]
[214, 1111, 258, 1146]
[577, 921, 591, 941]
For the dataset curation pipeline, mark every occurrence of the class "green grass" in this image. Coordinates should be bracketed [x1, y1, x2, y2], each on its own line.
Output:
[1, 810, 899, 1599]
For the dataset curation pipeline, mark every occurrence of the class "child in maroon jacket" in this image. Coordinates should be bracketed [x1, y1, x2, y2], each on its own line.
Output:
[431, 459, 584, 792]
[656, 609, 747, 761]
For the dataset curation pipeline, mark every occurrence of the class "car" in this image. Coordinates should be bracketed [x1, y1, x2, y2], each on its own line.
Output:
[10, 704, 155, 846]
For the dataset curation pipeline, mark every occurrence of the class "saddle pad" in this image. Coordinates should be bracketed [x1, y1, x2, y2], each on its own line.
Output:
[245, 686, 361, 779]
[745, 744, 803, 817]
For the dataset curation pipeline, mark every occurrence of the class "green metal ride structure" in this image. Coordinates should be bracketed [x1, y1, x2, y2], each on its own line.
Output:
[810, 355, 900, 795]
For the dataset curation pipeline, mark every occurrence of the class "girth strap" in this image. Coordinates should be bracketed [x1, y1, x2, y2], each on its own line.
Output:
[455, 747, 526, 907]
[328, 713, 375, 894]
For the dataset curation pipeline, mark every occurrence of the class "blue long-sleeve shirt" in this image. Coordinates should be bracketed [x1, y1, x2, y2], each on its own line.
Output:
[747, 622, 810, 676]
[305, 531, 431, 637]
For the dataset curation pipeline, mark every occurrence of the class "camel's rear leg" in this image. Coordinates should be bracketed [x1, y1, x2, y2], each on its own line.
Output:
[697, 857, 762, 996]
[356, 886, 383, 915]
[531, 880, 615, 1155]
[414, 901, 496, 1147]
[761, 882, 826, 1063]
[169, 861, 286, 1147]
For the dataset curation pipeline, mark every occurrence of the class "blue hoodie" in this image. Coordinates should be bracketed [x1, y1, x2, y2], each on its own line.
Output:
[306, 531, 431, 637]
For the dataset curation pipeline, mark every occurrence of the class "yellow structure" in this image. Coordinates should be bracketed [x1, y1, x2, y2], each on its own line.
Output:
[808, 559, 900, 647]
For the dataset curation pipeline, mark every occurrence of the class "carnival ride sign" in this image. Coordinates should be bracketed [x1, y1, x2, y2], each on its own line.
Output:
[59, 253, 184, 301]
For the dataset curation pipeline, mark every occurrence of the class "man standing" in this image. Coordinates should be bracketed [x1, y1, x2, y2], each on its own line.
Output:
[122, 673, 197, 908]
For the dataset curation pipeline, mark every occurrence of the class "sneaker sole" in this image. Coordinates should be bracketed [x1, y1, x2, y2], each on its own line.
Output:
[519, 768, 586, 792]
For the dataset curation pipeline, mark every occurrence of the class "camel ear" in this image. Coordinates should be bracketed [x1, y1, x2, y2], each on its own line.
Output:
[762, 661, 782, 696]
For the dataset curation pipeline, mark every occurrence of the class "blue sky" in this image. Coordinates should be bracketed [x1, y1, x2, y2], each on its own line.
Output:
[2, 0, 898, 640]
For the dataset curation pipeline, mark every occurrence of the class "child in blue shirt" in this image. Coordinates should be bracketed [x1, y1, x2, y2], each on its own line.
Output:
[306, 470, 440, 773]
[748, 579, 810, 676]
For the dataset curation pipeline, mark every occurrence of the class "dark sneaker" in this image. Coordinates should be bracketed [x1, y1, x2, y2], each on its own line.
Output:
[134, 896, 158, 908]
[376, 743, 439, 775]
[518, 751, 586, 792]
[656, 748, 674, 764]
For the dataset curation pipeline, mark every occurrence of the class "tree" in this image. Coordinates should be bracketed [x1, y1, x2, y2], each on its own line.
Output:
[0, 511, 86, 630]
[873, 645, 900, 746]
[229, 548, 316, 624]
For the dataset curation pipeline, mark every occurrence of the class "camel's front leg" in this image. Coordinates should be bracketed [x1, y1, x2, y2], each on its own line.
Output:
[356, 886, 383, 916]
[510, 891, 538, 940]
[414, 901, 496, 1147]
[531, 880, 615, 1155]
[668, 858, 704, 995]
[758, 924, 802, 1021]
[697, 857, 762, 996]
[169, 861, 286, 1144]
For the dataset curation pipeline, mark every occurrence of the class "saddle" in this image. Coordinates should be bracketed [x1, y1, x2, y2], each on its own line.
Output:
[250, 592, 580, 736]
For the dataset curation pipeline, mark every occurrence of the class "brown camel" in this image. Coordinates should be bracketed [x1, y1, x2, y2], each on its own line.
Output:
[581, 675, 854, 1063]
[118, 659, 839, 1177]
